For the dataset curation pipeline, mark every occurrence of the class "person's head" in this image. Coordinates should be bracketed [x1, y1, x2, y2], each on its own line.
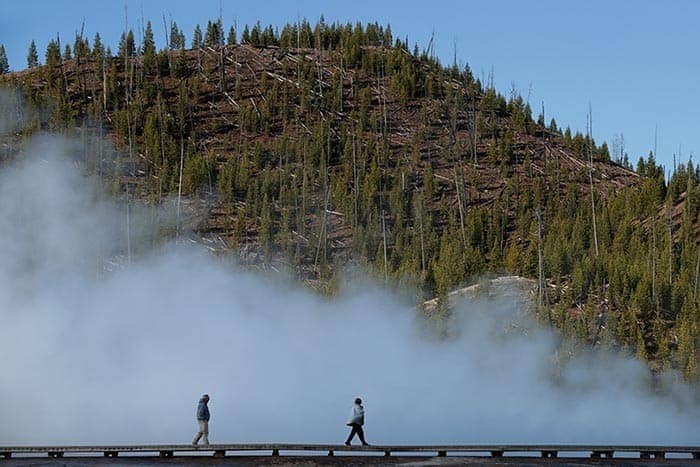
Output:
[354, 397, 362, 405]
[202, 394, 210, 402]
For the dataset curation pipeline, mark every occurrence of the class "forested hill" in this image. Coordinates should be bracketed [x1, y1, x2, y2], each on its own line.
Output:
[1, 19, 699, 377]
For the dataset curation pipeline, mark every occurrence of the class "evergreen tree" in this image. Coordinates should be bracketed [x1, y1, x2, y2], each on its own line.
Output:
[92, 33, 104, 59]
[250, 22, 261, 46]
[140, 21, 156, 74]
[170, 22, 185, 50]
[73, 35, 90, 59]
[383, 24, 392, 46]
[192, 24, 203, 48]
[174, 48, 189, 77]
[44, 39, 63, 91]
[118, 30, 136, 57]
[27, 40, 39, 68]
[0, 44, 10, 74]
[205, 19, 223, 47]
[169, 22, 179, 49]
[45, 40, 60, 69]
[142, 21, 156, 58]
[227, 25, 237, 45]
[63, 44, 72, 60]
[261, 24, 276, 46]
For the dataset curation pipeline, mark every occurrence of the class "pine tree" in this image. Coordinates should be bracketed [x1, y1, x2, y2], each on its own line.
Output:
[118, 30, 135, 57]
[192, 25, 203, 48]
[169, 22, 179, 50]
[45, 39, 63, 89]
[44, 40, 60, 69]
[92, 33, 104, 59]
[170, 22, 185, 50]
[0, 45, 10, 74]
[174, 48, 188, 77]
[205, 19, 223, 47]
[73, 35, 89, 59]
[250, 22, 261, 46]
[227, 26, 237, 45]
[142, 21, 156, 58]
[27, 40, 39, 68]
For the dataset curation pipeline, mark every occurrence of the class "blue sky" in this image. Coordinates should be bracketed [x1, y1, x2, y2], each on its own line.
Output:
[1, 0, 698, 172]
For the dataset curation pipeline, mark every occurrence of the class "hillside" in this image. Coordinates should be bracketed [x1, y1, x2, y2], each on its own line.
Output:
[0, 34, 638, 273]
[1, 19, 699, 376]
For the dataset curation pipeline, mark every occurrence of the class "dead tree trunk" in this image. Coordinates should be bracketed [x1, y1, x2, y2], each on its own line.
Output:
[313, 186, 329, 272]
[353, 133, 359, 227]
[177, 134, 184, 238]
[124, 8, 134, 264]
[218, 8, 224, 92]
[163, 15, 171, 70]
[536, 207, 551, 323]
[156, 94, 166, 202]
[651, 218, 657, 311]
[102, 50, 107, 113]
[76, 21, 87, 107]
[668, 194, 673, 287]
[694, 250, 700, 301]
[382, 209, 388, 282]
[450, 94, 466, 248]
[587, 106, 599, 257]
[55, 33, 70, 118]
[536, 207, 544, 307]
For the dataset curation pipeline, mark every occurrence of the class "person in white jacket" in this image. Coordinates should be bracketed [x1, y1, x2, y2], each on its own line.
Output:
[344, 397, 369, 446]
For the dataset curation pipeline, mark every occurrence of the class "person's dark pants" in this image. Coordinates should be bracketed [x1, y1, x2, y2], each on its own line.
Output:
[345, 423, 367, 445]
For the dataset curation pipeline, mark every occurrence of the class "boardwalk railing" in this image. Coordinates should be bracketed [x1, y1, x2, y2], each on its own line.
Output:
[1, 444, 700, 459]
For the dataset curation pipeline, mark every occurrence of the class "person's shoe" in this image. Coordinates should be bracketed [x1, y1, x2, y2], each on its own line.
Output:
[344, 442, 350, 447]
[362, 443, 370, 446]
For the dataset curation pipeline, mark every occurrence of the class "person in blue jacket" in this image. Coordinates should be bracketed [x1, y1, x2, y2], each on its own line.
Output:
[192, 394, 210, 446]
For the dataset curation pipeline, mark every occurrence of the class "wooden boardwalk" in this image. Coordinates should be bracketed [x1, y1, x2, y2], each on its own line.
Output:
[1, 444, 700, 460]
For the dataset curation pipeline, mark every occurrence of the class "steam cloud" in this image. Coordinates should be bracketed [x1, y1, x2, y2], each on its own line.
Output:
[1, 131, 699, 447]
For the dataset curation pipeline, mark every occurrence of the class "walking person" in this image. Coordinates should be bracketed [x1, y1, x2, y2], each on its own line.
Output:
[345, 397, 369, 446]
[192, 394, 210, 446]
